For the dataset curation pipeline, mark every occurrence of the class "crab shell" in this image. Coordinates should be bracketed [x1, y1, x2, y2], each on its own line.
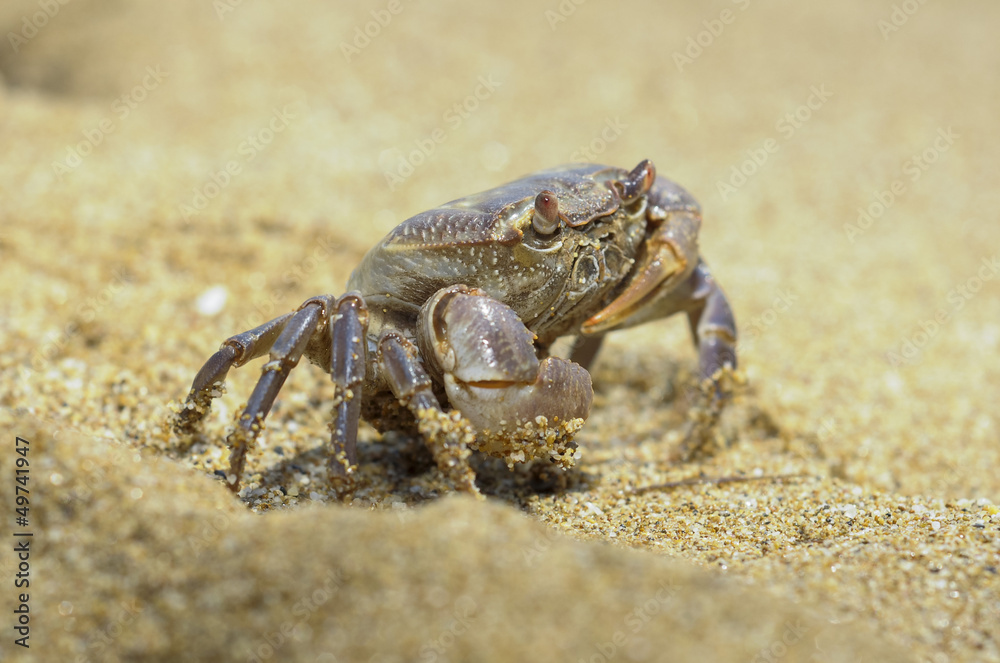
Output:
[348, 162, 702, 351]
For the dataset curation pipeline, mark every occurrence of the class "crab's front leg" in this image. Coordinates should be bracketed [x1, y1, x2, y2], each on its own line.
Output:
[587, 258, 738, 458]
[375, 330, 479, 494]
[418, 285, 594, 471]
[684, 261, 738, 384]
[581, 184, 738, 457]
[669, 260, 740, 458]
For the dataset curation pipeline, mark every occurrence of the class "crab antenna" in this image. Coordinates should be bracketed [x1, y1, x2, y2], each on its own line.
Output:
[532, 190, 560, 234]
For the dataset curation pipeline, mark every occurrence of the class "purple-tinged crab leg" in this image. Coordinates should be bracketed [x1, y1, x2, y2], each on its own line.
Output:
[685, 261, 737, 383]
[573, 260, 735, 394]
[674, 261, 738, 458]
[328, 293, 369, 479]
[225, 299, 327, 491]
[377, 332, 478, 494]
[173, 311, 295, 435]
[569, 335, 605, 372]
[377, 332, 441, 421]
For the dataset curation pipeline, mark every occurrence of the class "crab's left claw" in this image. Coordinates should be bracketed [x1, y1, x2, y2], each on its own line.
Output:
[581, 200, 702, 336]
[580, 224, 692, 334]
[581, 171, 736, 382]
[581, 175, 739, 457]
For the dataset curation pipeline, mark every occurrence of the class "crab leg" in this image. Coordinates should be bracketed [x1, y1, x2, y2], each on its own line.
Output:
[568, 335, 604, 372]
[587, 258, 736, 382]
[684, 261, 737, 382]
[377, 331, 479, 494]
[173, 311, 296, 435]
[581, 245, 737, 457]
[672, 261, 738, 457]
[224, 298, 328, 491]
[327, 293, 369, 480]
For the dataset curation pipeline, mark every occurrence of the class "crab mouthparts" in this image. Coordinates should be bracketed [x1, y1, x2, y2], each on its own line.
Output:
[581, 239, 687, 334]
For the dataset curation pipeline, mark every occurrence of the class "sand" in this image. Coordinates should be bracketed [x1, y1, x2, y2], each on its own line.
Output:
[1, 1, 998, 661]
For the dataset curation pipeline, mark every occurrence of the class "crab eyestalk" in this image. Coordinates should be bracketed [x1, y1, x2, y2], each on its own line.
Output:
[532, 190, 561, 234]
[612, 159, 657, 203]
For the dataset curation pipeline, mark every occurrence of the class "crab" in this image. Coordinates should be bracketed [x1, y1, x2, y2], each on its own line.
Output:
[172, 160, 737, 496]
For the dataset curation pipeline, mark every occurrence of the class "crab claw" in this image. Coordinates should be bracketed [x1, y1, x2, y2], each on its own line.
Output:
[418, 285, 593, 468]
[581, 209, 701, 334]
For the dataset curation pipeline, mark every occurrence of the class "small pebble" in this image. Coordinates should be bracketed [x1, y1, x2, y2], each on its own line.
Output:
[195, 285, 228, 316]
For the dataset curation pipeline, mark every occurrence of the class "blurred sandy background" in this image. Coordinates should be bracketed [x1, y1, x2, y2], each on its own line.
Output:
[0, 0, 998, 661]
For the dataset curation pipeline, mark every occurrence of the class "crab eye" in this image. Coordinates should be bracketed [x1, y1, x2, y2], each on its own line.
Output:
[532, 190, 560, 234]
[613, 159, 657, 203]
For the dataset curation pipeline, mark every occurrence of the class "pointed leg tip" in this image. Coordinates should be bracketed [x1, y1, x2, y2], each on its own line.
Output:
[327, 456, 361, 498]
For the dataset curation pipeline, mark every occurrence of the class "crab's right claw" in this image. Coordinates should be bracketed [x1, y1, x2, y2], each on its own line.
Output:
[419, 285, 593, 469]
